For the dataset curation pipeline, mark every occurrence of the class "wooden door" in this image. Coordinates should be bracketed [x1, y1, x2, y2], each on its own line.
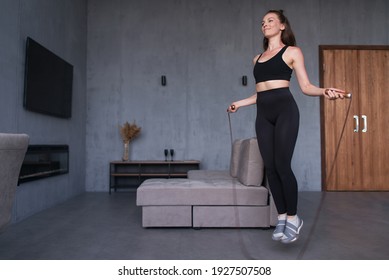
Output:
[320, 46, 389, 191]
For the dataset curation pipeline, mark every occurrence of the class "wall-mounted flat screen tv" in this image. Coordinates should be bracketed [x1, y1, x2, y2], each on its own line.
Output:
[23, 37, 73, 118]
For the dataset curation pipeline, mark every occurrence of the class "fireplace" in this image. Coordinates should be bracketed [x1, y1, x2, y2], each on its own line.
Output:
[19, 145, 69, 184]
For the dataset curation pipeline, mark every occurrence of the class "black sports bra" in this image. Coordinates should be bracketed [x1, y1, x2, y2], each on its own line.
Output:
[253, 46, 293, 84]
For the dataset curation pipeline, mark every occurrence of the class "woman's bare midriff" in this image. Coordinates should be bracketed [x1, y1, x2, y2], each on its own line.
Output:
[256, 80, 290, 93]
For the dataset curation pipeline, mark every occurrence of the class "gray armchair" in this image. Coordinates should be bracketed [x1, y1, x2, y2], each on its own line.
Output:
[0, 133, 29, 231]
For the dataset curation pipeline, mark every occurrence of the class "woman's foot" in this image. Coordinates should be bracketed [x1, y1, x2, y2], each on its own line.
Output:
[272, 214, 287, 241]
[281, 215, 303, 244]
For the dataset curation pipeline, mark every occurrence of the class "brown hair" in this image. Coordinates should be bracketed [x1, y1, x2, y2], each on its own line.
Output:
[263, 10, 296, 50]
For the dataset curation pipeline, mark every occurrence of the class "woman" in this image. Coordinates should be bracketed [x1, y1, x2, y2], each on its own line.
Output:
[227, 10, 346, 244]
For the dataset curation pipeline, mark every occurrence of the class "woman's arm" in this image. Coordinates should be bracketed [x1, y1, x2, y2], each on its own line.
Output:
[289, 47, 345, 99]
[227, 93, 257, 112]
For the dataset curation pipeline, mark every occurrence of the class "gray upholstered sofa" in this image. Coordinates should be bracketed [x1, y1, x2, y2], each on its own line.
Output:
[0, 133, 29, 231]
[136, 138, 277, 228]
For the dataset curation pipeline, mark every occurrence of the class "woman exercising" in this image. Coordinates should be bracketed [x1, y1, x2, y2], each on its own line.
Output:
[228, 10, 346, 244]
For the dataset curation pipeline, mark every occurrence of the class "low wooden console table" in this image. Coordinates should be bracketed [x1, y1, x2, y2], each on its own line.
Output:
[109, 160, 200, 193]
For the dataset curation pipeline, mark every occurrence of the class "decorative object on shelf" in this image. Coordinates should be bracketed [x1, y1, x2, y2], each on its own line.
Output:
[170, 149, 175, 161]
[122, 141, 130, 161]
[119, 121, 141, 161]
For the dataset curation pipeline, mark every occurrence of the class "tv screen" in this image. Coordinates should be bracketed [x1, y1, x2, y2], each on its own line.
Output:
[23, 37, 73, 118]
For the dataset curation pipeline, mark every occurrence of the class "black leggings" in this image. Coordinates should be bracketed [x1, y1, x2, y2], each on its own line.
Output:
[255, 87, 299, 216]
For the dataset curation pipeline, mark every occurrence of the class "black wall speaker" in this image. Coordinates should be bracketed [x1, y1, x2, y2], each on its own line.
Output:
[242, 75, 247, 86]
[161, 75, 167, 86]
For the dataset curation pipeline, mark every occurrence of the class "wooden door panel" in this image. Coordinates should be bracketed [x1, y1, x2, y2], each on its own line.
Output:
[358, 50, 389, 189]
[322, 50, 360, 190]
[321, 47, 389, 191]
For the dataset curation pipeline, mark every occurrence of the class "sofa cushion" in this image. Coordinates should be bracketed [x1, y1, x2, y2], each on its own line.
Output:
[236, 138, 264, 186]
[229, 139, 244, 177]
[136, 178, 268, 206]
[187, 170, 231, 180]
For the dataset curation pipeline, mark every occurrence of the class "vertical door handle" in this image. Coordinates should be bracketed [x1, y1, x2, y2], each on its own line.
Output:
[353, 115, 359, 132]
[362, 115, 367, 132]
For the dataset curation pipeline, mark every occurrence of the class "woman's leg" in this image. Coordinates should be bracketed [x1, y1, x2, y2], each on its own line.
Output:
[256, 113, 288, 241]
[255, 107, 288, 215]
[273, 102, 299, 215]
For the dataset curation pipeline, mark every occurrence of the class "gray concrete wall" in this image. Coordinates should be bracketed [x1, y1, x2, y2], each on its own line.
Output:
[0, 0, 87, 222]
[86, 0, 388, 192]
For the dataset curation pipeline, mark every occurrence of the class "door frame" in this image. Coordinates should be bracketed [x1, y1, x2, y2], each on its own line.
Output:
[319, 45, 389, 191]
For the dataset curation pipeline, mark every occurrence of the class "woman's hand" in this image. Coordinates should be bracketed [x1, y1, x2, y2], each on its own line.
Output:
[227, 103, 238, 113]
[323, 88, 347, 100]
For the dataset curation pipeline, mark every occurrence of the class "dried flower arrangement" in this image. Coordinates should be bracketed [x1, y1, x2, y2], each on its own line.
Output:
[119, 121, 141, 143]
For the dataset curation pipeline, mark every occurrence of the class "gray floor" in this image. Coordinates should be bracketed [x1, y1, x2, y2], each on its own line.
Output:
[0, 191, 388, 260]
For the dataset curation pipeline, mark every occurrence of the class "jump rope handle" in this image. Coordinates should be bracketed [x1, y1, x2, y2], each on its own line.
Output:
[227, 104, 236, 112]
[344, 93, 352, 99]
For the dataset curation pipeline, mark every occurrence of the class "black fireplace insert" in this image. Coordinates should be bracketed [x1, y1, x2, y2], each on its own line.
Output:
[19, 145, 69, 184]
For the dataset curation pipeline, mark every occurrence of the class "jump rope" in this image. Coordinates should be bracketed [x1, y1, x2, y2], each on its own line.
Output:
[227, 92, 352, 259]
[297, 92, 352, 259]
[227, 108, 256, 260]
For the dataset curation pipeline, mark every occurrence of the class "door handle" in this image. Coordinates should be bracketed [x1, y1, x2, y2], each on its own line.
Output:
[362, 115, 367, 132]
[353, 115, 359, 132]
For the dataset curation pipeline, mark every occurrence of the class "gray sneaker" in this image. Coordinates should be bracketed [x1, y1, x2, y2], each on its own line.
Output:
[272, 219, 286, 241]
[281, 217, 303, 244]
